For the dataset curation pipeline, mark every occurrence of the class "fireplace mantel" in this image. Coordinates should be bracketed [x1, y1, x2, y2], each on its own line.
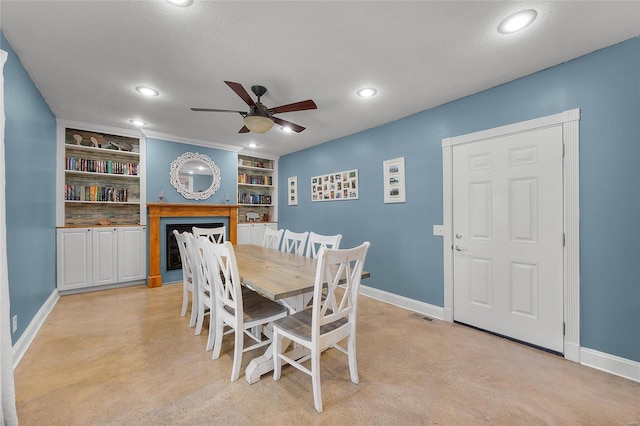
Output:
[147, 203, 238, 288]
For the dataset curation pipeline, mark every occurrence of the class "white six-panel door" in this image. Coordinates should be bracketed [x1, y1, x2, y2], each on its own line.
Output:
[452, 125, 564, 352]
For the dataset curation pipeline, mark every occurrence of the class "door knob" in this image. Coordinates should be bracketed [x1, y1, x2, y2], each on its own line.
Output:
[455, 245, 467, 251]
[455, 233, 463, 239]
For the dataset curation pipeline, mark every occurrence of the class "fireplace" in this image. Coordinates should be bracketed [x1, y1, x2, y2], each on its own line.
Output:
[166, 222, 224, 271]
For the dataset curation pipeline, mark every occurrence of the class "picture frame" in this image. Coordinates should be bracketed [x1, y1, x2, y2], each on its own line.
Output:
[288, 176, 298, 205]
[311, 169, 358, 202]
[383, 157, 406, 203]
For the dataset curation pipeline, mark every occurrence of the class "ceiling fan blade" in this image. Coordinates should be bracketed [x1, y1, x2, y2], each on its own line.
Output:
[269, 99, 317, 115]
[272, 117, 306, 133]
[191, 108, 246, 114]
[238, 126, 250, 133]
[225, 81, 256, 107]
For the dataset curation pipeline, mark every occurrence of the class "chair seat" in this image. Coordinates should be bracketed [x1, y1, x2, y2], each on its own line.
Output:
[223, 289, 288, 322]
[273, 309, 347, 342]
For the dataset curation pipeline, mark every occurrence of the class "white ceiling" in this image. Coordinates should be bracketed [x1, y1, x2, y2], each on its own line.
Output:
[2, 1, 639, 157]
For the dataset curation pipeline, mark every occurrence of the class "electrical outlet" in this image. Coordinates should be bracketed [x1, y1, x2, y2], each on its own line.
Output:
[433, 225, 445, 236]
[12, 315, 17, 333]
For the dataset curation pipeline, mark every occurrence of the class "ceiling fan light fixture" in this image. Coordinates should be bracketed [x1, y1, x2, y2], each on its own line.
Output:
[498, 9, 537, 34]
[243, 115, 274, 134]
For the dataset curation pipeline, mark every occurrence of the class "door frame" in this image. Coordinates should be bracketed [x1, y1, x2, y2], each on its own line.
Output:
[441, 109, 580, 362]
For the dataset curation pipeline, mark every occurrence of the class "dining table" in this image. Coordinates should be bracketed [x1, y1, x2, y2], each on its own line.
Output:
[233, 243, 370, 384]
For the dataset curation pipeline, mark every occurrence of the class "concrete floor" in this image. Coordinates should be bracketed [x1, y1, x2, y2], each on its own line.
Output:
[15, 284, 640, 425]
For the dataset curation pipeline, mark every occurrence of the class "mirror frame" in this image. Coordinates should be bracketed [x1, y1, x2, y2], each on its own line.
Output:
[169, 152, 221, 200]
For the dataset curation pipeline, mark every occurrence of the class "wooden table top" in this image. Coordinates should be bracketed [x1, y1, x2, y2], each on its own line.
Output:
[233, 244, 370, 301]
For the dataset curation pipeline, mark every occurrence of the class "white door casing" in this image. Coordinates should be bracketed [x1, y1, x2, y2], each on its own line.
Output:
[452, 126, 563, 352]
[442, 109, 580, 361]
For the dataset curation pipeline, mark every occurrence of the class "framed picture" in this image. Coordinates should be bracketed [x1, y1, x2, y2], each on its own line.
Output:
[311, 169, 358, 202]
[288, 176, 298, 205]
[383, 157, 406, 203]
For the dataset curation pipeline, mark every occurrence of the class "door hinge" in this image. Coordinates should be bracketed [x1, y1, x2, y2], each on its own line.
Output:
[563, 233, 566, 247]
[562, 143, 566, 157]
[563, 322, 566, 336]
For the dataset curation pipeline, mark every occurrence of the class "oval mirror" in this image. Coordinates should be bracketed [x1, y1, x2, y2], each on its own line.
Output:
[170, 152, 221, 200]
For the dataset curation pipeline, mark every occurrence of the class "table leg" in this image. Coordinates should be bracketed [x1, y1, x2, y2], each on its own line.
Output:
[245, 294, 307, 384]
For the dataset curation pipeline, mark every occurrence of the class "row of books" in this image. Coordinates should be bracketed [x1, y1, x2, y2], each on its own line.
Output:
[65, 156, 139, 175]
[238, 193, 272, 205]
[237, 173, 272, 185]
[65, 184, 129, 202]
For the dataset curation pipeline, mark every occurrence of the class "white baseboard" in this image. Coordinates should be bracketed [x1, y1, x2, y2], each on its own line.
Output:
[580, 347, 640, 383]
[358, 284, 445, 320]
[12, 289, 59, 368]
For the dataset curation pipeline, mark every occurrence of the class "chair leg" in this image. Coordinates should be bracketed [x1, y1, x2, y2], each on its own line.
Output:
[230, 327, 244, 382]
[273, 328, 281, 380]
[195, 299, 204, 335]
[188, 302, 197, 327]
[311, 348, 323, 413]
[181, 283, 188, 317]
[212, 314, 224, 360]
[347, 332, 359, 384]
[205, 308, 215, 352]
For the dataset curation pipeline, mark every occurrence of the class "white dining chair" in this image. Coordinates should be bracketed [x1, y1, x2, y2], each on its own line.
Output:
[305, 232, 342, 259]
[281, 229, 309, 256]
[203, 240, 289, 382]
[193, 225, 226, 244]
[185, 233, 212, 341]
[262, 227, 284, 250]
[173, 230, 197, 328]
[273, 241, 371, 413]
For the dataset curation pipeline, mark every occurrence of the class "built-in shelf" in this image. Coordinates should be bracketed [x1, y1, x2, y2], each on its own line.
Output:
[60, 126, 144, 226]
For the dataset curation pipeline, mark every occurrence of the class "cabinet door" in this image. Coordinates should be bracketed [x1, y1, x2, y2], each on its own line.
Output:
[237, 224, 252, 245]
[118, 226, 147, 282]
[57, 228, 93, 291]
[93, 228, 118, 286]
[250, 224, 266, 245]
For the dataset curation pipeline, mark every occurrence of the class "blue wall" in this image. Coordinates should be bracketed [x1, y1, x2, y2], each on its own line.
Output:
[145, 137, 237, 282]
[2, 33, 57, 345]
[278, 37, 640, 362]
[146, 137, 237, 205]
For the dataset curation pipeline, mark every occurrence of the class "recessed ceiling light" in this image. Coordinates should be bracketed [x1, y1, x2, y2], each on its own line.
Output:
[129, 119, 147, 127]
[282, 126, 293, 133]
[357, 87, 377, 98]
[497, 9, 537, 34]
[135, 86, 159, 97]
[166, 0, 193, 7]
[246, 142, 259, 148]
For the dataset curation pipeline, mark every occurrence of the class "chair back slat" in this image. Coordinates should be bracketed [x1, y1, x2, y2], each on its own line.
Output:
[201, 240, 242, 315]
[281, 230, 309, 256]
[193, 225, 226, 244]
[305, 232, 342, 259]
[262, 228, 284, 250]
[312, 242, 370, 336]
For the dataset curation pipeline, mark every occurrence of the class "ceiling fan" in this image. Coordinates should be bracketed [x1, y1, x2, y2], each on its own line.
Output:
[191, 81, 317, 134]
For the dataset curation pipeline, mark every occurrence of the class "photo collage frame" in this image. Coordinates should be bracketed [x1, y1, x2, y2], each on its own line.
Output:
[311, 169, 358, 202]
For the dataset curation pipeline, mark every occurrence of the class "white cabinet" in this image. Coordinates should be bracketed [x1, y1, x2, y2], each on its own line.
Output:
[57, 228, 93, 290]
[92, 227, 118, 286]
[117, 226, 146, 282]
[237, 223, 277, 245]
[57, 226, 146, 292]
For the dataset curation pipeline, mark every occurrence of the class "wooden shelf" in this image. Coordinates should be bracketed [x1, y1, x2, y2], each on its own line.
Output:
[65, 170, 139, 179]
[238, 165, 274, 172]
[65, 143, 140, 157]
[65, 200, 140, 205]
[238, 203, 274, 207]
[238, 183, 273, 188]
